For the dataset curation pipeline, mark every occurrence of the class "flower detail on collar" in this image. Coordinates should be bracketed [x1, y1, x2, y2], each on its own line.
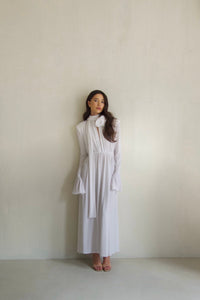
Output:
[95, 115, 106, 127]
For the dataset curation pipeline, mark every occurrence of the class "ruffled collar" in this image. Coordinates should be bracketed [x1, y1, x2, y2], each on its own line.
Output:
[87, 114, 106, 127]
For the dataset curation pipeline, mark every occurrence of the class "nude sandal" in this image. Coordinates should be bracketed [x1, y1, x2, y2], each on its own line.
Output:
[102, 263, 111, 272]
[92, 263, 103, 271]
[92, 253, 102, 271]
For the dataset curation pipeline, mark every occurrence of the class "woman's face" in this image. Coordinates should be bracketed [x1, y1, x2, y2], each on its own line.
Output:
[88, 93, 105, 115]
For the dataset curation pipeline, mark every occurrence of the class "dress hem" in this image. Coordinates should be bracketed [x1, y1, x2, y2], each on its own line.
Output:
[77, 249, 120, 257]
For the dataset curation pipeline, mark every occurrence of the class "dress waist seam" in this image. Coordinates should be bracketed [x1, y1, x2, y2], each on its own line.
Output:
[93, 151, 113, 155]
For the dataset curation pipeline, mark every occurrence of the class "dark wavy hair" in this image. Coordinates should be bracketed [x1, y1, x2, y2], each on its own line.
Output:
[83, 89, 117, 143]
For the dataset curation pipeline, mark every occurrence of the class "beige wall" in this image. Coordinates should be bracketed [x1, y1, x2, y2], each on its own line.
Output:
[0, 0, 200, 259]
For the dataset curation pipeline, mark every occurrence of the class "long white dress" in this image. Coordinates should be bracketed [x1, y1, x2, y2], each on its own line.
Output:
[72, 113, 121, 257]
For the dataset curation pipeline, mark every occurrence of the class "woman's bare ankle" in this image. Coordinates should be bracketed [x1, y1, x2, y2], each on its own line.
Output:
[103, 256, 110, 263]
[92, 253, 101, 263]
[92, 253, 102, 271]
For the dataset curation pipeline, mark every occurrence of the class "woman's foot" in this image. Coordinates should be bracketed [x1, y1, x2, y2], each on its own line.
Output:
[102, 256, 111, 272]
[92, 253, 102, 271]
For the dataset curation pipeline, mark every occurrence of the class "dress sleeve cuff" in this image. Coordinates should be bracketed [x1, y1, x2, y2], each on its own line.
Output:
[110, 172, 121, 192]
[72, 175, 86, 194]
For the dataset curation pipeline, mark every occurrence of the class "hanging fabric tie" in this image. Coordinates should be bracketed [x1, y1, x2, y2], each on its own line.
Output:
[86, 115, 106, 218]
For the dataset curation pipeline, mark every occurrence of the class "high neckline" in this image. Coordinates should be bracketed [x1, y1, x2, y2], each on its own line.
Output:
[88, 114, 100, 120]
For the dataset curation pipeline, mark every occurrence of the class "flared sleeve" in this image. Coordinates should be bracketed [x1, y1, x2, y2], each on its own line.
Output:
[72, 124, 87, 195]
[110, 119, 122, 191]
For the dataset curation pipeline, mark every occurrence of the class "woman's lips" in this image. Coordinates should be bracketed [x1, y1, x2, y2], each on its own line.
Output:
[97, 108, 101, 110]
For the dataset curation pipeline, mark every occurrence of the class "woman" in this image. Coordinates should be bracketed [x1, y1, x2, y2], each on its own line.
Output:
[72, 90, 121, 271]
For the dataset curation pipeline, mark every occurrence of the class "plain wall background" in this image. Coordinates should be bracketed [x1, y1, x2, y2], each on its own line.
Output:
[0, 0, 200, 259]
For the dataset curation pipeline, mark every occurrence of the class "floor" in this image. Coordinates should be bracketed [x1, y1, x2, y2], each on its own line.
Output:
[1, 258, 200, 300]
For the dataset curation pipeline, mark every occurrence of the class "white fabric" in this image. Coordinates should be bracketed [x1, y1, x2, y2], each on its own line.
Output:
[72, 113, 121, 257]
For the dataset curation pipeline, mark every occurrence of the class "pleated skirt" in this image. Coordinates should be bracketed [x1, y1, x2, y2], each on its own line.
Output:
[77, 152, 120, 257]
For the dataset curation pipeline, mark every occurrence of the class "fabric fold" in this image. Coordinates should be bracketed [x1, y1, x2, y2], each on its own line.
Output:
[110, 171, 121, 191]
[72, 174, 86, 194]
[72, 124, 87, 195]
[86, 119, 97, 218]
[110, 119, 122, 192]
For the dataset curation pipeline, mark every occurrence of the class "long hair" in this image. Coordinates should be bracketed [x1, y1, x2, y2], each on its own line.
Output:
[83, 89, 117, 143]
